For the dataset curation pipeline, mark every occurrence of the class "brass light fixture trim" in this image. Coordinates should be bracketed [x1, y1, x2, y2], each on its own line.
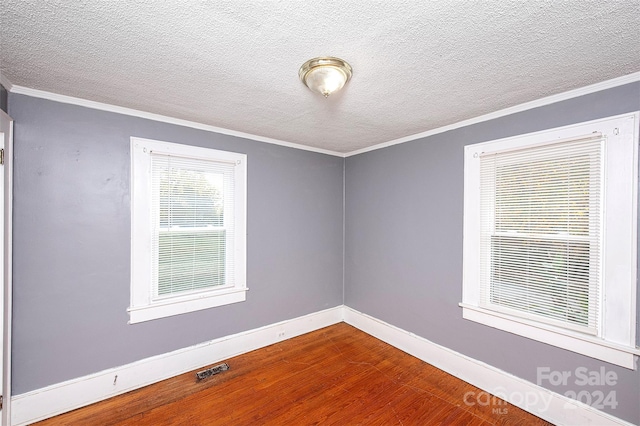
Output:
[299, 57, 353, 98]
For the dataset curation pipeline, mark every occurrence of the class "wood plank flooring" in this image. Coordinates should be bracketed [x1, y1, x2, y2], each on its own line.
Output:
[36, 323, 551, 425]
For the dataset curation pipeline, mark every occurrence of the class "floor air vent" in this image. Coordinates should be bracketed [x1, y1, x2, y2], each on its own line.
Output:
[196, 363, 230, 381]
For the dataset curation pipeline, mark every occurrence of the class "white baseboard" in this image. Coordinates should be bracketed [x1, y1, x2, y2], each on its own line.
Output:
[10, 305, 635, 425]
[343, 306, 634, 426]
[10, 306, 343, 425]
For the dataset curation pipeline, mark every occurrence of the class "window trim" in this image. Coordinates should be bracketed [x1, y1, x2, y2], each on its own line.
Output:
[461, 112, 640, 369]
[129, 137, 247, 324]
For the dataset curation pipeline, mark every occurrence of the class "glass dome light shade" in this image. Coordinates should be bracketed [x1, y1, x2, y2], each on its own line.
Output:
[299, 57, 352, 98]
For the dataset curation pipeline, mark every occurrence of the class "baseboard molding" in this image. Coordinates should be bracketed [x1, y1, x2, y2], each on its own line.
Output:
[343, 306, 634, 426]
[10, 305, 343, 425]
[10, 305, 635, 425]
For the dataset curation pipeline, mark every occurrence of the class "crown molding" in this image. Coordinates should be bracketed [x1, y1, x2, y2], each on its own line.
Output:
[0, 73, 13, 92]
[8, 85, 346, 158]
[7, 71, 640, 158]
[344, 71, 640, 157]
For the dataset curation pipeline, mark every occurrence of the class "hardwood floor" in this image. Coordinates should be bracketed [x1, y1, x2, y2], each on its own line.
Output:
[36, 323, 551, 425]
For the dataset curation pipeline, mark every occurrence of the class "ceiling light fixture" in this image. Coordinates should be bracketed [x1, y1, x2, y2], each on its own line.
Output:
[299, 57, 352, 98]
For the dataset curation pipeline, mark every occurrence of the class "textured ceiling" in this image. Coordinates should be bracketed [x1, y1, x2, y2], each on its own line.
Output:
[1, 1, 639, 154]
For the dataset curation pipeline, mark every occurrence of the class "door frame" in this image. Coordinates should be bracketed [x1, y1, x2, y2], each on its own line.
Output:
[0, 109, 13, 425]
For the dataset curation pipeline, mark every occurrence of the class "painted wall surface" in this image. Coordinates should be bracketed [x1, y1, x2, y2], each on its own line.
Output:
[0, 83, 7, 113]
[345, 82, 640, 424]
[9, 93, 344, 395]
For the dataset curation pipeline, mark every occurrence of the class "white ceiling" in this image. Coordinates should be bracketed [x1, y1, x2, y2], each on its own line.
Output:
[1, 1, 639, 154]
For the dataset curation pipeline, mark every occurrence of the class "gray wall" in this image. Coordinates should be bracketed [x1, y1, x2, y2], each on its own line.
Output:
[9, 93, 344, 395]
[8, 82, 640, 423]
[345, 82, 640, 424]
[0, 84, 7, 113]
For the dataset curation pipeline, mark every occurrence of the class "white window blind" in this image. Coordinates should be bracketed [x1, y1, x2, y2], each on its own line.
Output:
[151, 153, 237, 299]
[479, 135, 603, 335]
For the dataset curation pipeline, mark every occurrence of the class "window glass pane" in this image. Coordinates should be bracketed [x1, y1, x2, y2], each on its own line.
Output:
[159, 167, 224, 228]
[152, 155, 233, 298]
[158, 229, 226, 295]
[479, 136, 602, 334]
[490, 236, 591, 326]
[495, 156, 591, 236]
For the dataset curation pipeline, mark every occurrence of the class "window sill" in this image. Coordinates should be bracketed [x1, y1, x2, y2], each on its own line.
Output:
[459, 303, 639, 369]
[129, 287, 247, 324]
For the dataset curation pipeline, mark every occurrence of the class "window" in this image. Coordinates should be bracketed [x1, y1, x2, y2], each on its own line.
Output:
[461, 113, 639, 368]
[129, 137, 247, 324]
